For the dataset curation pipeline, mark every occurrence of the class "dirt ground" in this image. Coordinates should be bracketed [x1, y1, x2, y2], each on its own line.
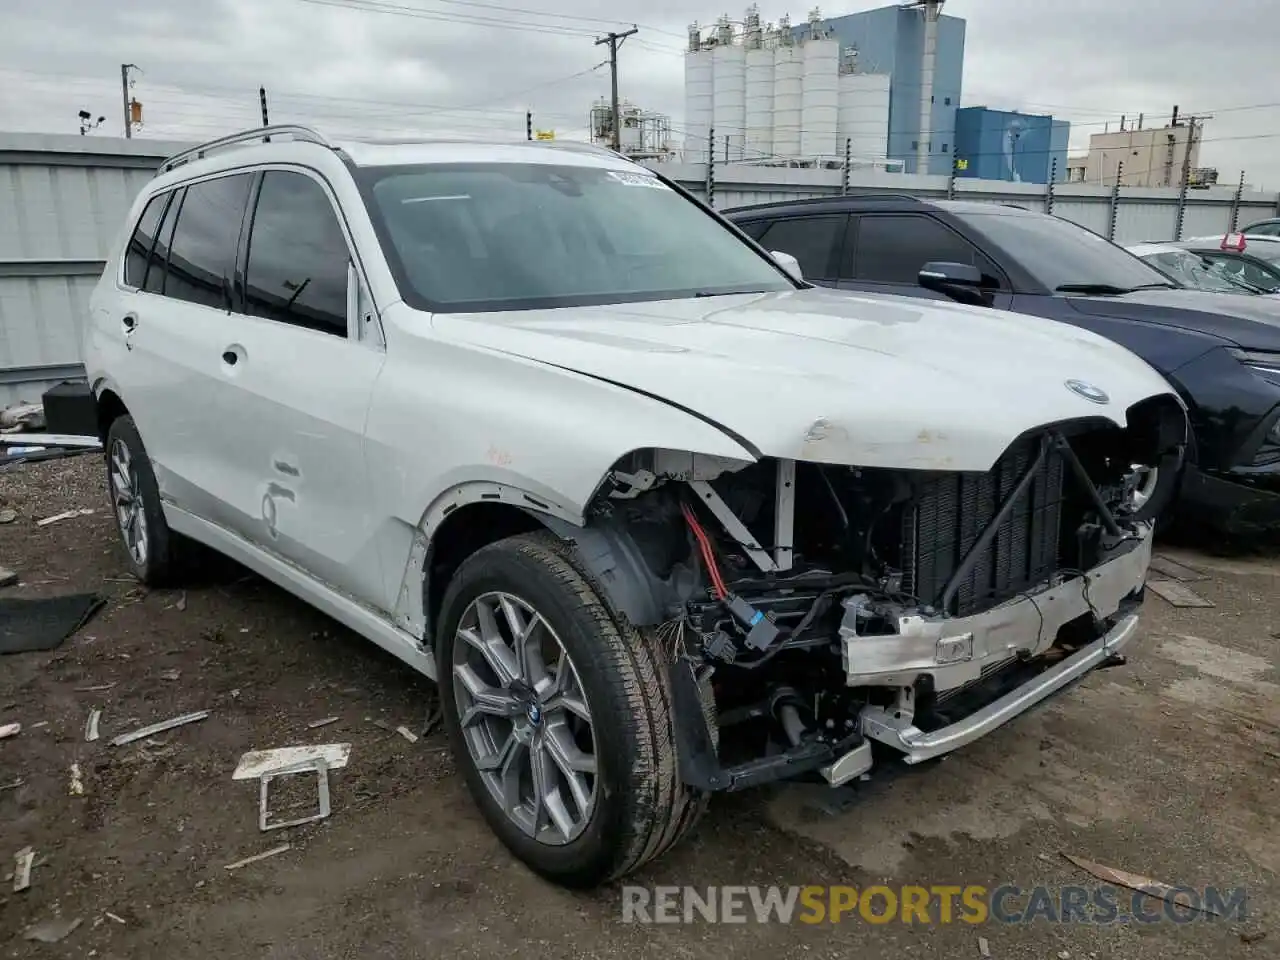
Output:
[1, 455, 1276, 959]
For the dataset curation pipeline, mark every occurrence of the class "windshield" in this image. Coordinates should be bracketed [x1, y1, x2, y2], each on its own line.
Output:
[357, 162, 794, 312]
[1248, 245, 1280, 268]
[951, 210, 1171, 293]
[1144, 250, 1259, 294]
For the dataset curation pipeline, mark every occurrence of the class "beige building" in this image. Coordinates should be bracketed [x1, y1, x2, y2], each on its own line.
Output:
[1065, 122, 1202, 187]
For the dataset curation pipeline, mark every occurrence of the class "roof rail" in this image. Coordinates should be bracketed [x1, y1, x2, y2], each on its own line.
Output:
[529, 140, 624, 159]
[723, 193, 924, 214]
[159, 125, 332, 173]
[844, 192, 924, 201]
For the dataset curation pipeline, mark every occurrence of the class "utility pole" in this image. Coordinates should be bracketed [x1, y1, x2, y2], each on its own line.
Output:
[120, 64, 138, 138]
[595, 26, 638, 151]
[526, 110, 533, 141]
[260, 86, 270, 127]
[1174, 115, 1204, 240]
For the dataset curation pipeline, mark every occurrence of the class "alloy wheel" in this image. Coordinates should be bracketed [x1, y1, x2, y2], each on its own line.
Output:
[109, 438, 148, 567]
[451, 591, 597, 845]
[1129, 464, 1160, 513]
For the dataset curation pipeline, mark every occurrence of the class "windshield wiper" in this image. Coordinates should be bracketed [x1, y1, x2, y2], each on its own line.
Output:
[692, 288, 773, 298]
[1054, 283, 1133, 296]
[1130, 282, 1178, 290]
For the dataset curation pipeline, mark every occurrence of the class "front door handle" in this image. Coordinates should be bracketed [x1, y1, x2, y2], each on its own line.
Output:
[122, 314, 137, 333]
[222, 350, 238, 366]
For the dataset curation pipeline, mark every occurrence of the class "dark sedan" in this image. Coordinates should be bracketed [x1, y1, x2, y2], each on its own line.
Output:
[724, 195, 1280, 535]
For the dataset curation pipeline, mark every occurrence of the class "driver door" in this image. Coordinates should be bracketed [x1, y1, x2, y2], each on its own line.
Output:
[212, 168, 388, 607]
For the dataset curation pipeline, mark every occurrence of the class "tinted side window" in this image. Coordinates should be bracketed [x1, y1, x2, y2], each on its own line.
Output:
[245, 171, 350, 336]
[734, 220, 770, 241]
[851, 215, 1000, 285]
[124, 194, 167, 288]
[755, 215, 845, 281]
[1244, 221, 1280, 237]
[165, 174, 254, 309]
[145, 187, 183, 295]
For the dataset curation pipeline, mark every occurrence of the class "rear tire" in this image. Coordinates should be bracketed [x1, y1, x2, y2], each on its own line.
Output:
[435, 532, 711, 887]
[104, 415, 184, 586]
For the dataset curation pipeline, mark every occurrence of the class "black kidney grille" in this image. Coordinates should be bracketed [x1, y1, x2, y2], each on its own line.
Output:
[901, 434, 1066, 617]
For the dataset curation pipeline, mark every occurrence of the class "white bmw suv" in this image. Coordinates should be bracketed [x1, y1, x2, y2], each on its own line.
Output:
[85, 125, 1185, 887]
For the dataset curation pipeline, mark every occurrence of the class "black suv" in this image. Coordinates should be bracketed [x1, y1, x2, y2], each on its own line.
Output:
[725, 195, 1280, 536]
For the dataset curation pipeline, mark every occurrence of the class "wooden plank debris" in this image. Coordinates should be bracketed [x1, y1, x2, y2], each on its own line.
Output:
[1146, 577, 1214, 608]
[1149, 555, 1208, 582]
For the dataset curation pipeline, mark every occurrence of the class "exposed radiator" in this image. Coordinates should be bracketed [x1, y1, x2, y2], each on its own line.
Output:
[901, 434, 1066, 617]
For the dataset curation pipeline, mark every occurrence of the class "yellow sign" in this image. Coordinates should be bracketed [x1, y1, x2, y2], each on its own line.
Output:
[955, 158, 969, 170]
[535, 130, 555, 141]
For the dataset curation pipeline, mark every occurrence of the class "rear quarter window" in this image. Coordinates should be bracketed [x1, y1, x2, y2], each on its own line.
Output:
[123, 193, 167, 289]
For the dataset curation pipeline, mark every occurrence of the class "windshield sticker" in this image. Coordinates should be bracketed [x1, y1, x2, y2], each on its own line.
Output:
[606, 171, 668, 189]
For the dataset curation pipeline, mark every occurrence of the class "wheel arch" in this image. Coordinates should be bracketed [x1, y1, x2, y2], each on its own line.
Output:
[402, 471, 678, 650]
[94, 383, 130, 443]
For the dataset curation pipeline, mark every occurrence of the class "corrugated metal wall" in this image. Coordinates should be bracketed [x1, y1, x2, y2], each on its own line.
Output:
[0, 133, 189, 406]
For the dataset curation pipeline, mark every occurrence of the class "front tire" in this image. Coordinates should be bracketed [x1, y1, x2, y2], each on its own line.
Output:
[436, 532, 709, 887]
[104, 415, 183, 586]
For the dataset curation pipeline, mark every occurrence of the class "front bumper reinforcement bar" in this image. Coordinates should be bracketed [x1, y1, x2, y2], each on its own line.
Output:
[855, 611, 1139, 765]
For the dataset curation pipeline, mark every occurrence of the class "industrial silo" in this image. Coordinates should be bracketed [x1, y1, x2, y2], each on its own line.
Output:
[683, 24, 715, 162]
[712, 37, 747, 162]
[801, 37, 840, 159]
[743, 8, 774, 160]
[772, 36, 803, 160]
[837, 71, 891, 162]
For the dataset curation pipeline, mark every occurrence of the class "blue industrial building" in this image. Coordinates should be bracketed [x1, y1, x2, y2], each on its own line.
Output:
[953, 107, 1070, 184]
[795, 4, 966, 175]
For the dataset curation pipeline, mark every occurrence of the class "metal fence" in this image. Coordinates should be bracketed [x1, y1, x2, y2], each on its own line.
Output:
[1, 132, 1278, 406]
[644, 159, 1280, 246]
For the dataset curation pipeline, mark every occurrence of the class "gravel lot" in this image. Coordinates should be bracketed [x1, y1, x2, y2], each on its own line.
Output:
[1, 455, 1276, 959]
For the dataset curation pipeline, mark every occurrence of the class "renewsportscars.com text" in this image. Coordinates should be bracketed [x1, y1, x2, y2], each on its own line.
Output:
[620, 885, 1247, 925]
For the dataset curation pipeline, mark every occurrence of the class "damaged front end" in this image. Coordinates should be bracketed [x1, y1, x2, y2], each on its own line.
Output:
[566, 397, 1185, 793]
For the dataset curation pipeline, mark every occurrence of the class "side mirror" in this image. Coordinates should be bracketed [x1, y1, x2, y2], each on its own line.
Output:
[771, 250, 803, 282]
[918, 261, 990, 307]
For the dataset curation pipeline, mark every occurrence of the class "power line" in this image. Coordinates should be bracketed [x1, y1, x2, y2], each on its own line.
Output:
[293, 0, 601, 37]
[0, 65, 605, 125]
[304, 0, 685, 38]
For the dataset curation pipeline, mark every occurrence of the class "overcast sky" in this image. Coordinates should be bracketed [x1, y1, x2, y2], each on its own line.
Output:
[2, 0, 1276, 190]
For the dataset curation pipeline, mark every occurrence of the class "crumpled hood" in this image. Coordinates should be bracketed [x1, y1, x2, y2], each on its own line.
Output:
[1066, 288, 1280, 351]
[429, 287, 1178, 472]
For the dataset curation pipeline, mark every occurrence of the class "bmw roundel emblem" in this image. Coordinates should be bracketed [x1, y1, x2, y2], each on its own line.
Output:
[1065, 379, 1110, 405]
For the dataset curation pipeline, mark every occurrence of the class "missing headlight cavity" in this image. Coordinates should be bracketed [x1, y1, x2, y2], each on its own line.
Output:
[564, 407, 1176, 792]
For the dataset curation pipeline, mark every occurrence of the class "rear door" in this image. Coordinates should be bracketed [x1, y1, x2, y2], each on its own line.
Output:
[837, 214, 1013, 309]
[213, 168, 387, 604]
[108, 173, 257, 525]
[748, 214, 847, 287]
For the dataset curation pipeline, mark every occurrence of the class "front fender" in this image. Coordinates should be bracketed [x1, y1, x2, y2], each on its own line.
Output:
[364, 311, 759, 620]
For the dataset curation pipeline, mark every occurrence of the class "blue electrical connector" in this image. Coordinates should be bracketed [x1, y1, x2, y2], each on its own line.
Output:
[724, 593, 780, 651]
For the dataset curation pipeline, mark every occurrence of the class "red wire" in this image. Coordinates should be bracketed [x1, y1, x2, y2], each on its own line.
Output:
[681, 501, 727, 599]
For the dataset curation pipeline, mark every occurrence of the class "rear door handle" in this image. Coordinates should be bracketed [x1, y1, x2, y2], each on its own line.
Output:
[222, 350, 238, 366]
[122, 314, 137, 333]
